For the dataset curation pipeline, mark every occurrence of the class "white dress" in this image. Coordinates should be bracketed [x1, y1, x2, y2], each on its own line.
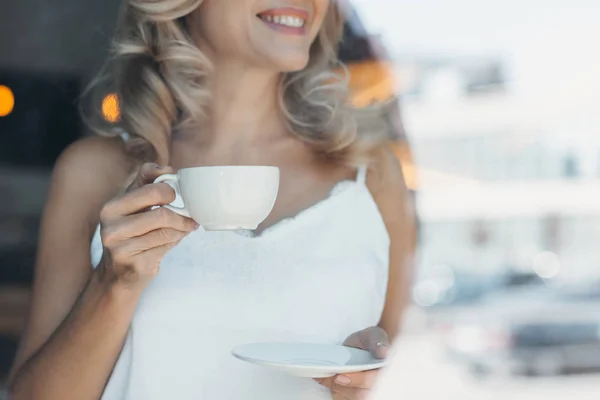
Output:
[90, 167, 390, 400]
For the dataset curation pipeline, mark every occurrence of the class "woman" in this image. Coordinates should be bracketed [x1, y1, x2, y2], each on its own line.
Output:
[9, 0, 415, 399]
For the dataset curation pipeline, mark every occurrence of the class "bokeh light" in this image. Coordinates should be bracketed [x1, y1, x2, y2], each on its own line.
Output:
[0, 85, 15, 117]
[533, 251, 561, 279]
[346, 61, 396, 108]
[413, 281, 441, 307]
[102, 93, 121, 123]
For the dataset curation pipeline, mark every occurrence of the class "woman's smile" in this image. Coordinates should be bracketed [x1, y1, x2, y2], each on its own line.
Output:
[257, 7, 310, 36]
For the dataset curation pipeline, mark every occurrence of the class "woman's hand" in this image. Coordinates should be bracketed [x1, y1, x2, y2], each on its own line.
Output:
[316, 327, 390, 400]
[97, 163, 198, 289]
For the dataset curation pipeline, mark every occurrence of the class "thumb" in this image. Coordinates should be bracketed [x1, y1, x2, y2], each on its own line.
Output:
[361, 327, 390, 359]
[128, 163, 174, 192]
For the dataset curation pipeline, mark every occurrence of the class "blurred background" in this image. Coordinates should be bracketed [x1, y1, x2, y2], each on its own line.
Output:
[1, 0, 599, 398]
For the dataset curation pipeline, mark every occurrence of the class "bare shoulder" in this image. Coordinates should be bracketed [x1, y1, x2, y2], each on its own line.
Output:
[366, 146, 413, 229]
[53, 135, 132, 192]
[56, 134, 130, 165]
[49, 135, 134, 231]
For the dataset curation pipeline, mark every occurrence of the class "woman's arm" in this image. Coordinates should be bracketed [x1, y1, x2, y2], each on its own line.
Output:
[8, 137, 196, 400]
[315, 148, 417, 398]
[368, 148, 417, 340]
[7, 137, 135, 399]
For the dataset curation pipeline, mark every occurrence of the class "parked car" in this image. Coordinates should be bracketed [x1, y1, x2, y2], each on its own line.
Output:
[413, 266, 544, 310]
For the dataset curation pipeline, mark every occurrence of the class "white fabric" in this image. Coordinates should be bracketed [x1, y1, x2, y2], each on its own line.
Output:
[90, 170, 390, 400]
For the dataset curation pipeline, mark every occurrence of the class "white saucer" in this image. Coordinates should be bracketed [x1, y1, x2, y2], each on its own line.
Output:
[232, 342, 387, 378]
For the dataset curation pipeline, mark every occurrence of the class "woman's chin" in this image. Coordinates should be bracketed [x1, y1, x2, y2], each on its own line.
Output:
[271, 56, 311, 73]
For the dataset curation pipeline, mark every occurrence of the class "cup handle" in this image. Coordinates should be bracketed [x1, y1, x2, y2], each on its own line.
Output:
[153, 174, 192, 218]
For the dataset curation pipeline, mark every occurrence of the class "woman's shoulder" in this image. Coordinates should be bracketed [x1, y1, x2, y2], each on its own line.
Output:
[366, 146, 406, 195]
[48, 135, 135, 228]
[53, 135, 134, 190]
[56, 135, 131, 167]
[366, 146, 414, 229]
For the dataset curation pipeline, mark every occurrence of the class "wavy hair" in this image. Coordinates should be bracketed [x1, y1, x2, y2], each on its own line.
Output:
[83, 0, 387, 166]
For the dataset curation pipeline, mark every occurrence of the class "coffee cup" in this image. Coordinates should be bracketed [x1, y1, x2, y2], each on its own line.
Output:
[153, 166, 279, 231]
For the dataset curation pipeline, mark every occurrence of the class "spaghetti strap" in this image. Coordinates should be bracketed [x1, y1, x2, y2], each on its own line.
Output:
[115, 127, 130, 143]
[356, 165, 367, 184]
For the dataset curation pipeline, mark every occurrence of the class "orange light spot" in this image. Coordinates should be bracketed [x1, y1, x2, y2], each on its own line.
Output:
[0, 85, 15, 117]
[339, 61, 396, 107]
[102, 93, 121, 123]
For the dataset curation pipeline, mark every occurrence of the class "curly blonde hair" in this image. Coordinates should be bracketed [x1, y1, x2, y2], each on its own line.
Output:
[83, 0, 387, 166]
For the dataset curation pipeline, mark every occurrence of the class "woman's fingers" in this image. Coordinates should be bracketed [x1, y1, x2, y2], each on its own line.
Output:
[128, 163, 173, 191]
[316, 376, 370, 400]
[114, 228, 189, 255]
[331, 387, 370, 400]
[101, 162, 175, 221]
[334, 370, 379, 390]
[316, 369, 379, 392]
[107, 236, 184, 283]
[316, 329, 389, 400]
[101, 183, 177, 221]
[96, 164, 196, 288]
[359, 327, 390, 359]
[103, 207, 197, 242]
[344, 327, 390, 359]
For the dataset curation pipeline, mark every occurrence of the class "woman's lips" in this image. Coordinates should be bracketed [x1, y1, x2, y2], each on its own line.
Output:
[257, 7, 309, 36]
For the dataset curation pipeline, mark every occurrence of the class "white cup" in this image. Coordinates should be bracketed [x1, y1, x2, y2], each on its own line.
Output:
[153, 166, 279, 231]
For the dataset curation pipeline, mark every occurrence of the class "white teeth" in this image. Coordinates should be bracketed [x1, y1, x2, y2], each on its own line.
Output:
[259, 14, 306, 28]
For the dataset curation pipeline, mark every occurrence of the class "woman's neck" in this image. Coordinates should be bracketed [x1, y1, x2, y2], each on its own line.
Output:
[204, 60, 286, 145]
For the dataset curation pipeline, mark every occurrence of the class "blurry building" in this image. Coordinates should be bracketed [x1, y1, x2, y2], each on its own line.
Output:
[397, 56, 600, 282]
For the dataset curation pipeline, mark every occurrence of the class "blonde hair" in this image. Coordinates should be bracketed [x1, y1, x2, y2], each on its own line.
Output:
[83, 0, 387, 166]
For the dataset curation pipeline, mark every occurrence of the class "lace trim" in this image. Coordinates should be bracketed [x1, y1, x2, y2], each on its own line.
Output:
[235, 179, 358, 238]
